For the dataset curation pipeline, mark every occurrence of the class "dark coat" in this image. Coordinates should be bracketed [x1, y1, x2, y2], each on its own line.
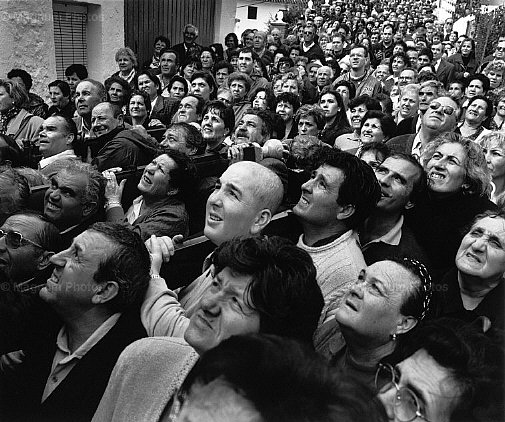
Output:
[151, 96, 180, 126]
[386, 133, 416, 155]
[0, 309, 146, 422]
[431, 267, 504, 329]
[447, 53, 479, 79]
[436, 59, 456, 88]
[405, 191, 497, 275]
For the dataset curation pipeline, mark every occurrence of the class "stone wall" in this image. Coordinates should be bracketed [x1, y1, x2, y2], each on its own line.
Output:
[0, 0, 124, 102]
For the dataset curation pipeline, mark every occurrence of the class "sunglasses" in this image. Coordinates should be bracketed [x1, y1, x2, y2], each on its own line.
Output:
[429, 101, 455, 116]
[0, 229, 44, 249]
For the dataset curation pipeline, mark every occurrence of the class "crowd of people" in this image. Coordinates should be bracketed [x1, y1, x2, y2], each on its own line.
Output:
[0, 0, 504, 420]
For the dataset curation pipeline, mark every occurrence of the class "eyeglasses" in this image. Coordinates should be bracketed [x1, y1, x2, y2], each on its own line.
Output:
[429, 101, 455, 116]
[375, 363, 431, 422]
[304, 31, 314, 35]
[0, 229, 44, 249]
[496, 47, 505, 52]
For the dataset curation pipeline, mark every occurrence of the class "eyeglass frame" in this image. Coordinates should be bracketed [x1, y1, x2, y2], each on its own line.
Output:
[428, 101, 455, 116]
[375, 362, 431, 422]
[0, 229, 44, 250]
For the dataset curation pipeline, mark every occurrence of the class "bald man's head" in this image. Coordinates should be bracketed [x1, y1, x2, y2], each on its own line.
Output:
[91, 102, 124, 136]
[204, 161, 284, 245]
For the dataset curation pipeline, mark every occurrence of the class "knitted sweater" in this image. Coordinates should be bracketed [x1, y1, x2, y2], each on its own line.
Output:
[297, 230, 365, 326]
[91, 337, 199, 422]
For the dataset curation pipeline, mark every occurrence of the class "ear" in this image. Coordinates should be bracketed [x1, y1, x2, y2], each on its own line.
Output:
[250, 208, 272, 235]
[37, 251, 54, 271]
[336, 204, 355, 221]
[66, 133, 75, 146]
[395, 315, 418, 335]
[91, 281, 119, 305]
[117, 114, 124, 126]
[404, 200, 415, 210]
[82, 201, 98, 218]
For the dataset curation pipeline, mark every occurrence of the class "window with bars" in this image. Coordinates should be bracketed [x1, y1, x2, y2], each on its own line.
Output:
[53, 7, 87, 79]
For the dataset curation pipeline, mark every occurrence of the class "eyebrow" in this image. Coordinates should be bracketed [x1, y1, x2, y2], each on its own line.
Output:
[224, 181, 243, 198]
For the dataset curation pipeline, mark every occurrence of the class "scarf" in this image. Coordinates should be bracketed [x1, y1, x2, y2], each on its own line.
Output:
[0, 106, 20, 135]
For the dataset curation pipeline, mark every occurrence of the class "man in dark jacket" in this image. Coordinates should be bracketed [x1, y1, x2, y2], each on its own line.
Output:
[88, 102, 159, 208]
[0, 223, 149, 422]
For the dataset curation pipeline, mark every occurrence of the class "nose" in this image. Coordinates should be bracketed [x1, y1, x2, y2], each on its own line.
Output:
[50, 250, 67, 267]
[200, 290, 221, 316]
[0, 235, 7, 251]
[471, 235, 487, 251]
[350, 281, 364, 298]
[301, 178, 313, 193]
[48, 188, 60, 201]
[486, 151, 492, 164]
[377, 388, 396, 421]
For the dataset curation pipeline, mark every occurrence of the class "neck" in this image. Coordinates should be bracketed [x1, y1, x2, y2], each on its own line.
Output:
[131, 115, 147, 126]
[284, 120, 293, 137]
[63, 309, 114, 353]
[120, 69, 132, 77]
[350, 68, 366, 78]
[325, 115, 336, 128]
[418, 125, 437, 145]
[462, 120, 480, 130]
[301, 221, 348, 246]
[344, 329, 396, 367]
[206, 136, 225, 151]
[361, 213, 401, 244]
[494, 176, 505, 196]
[458, 271, 501, 297]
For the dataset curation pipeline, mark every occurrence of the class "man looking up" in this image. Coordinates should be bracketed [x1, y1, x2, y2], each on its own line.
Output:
[43, 162, 106, 247]
[360, 154, 429, 265]
[387, 96, 460, 160]
[37, 115, 79, 178]
[141, 161, 285, 336]
[1, 223, 150, 421]
[293, 149, 381, 325]
[396, 80, 442, 135]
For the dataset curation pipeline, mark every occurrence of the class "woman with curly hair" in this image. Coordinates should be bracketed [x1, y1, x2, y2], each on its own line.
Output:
[112, 47, 138, 89]
[407, 133, 496, 271]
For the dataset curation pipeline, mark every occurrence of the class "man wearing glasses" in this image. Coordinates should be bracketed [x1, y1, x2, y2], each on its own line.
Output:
[387, 96, 459, 161]
[376, 318, 503, 422]
[172, 24, 202, 64]
[301, 25, 325, 63]
[0, 212, 60, 290]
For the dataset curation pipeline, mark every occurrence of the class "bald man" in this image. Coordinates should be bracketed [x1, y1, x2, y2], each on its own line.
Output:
[141, 161, 285, 336]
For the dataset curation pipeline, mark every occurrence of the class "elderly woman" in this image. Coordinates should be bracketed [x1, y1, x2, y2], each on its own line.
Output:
[407, 133, 496, 272]
[103, 149, 195, 241]
[164, 75, 188, 100]
[228, 71, 252, 124]
[490, 95, 505, 131]
[46, 79, 75, 119]
[358, 110, 397, 152]
[128, 90, 165, 130]
[104, 76, 131, 113]
[480, 131, 505, 203]
[189, 71, 217, 102]
[213, 61, 234, 89]
[394, 83, 419, 125]
[315, 258, 432, 388]
[434, 210, 505, 329]
[250, 87, 276, 111]
[456, 94, 492, 142]
[112, 47, 138, 89]
[334, 94, 380, 151]
[483, 59, 505, 104]
[295, 104, 326, 138]
[199, 47, 216, 74]
[448, 37, 479, 79]
[0, 79, 43, 148]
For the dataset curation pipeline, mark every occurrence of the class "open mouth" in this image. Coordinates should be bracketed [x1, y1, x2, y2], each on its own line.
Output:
[429, 171, 445, 181]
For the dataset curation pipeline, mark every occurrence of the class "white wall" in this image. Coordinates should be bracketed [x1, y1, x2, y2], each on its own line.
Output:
[0, 0, 124, 100]
[235, 0, 287, 36]
[214, 0, 239, 44]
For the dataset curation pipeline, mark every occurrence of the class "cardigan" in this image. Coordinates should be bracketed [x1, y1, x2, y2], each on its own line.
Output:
[91, 337, 199, 422]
